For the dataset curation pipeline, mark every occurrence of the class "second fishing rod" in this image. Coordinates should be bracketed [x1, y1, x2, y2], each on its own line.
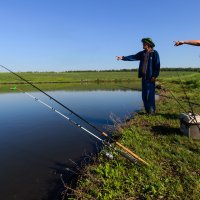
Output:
[157, 78, 200, 128]
[1, 64, 149, 165]
[11, 86, 138, 164]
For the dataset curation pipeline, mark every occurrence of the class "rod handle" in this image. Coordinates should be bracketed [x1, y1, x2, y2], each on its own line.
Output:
[102, 132, 149, 165]
[116, 141, 149, 166]
[115, 149, 137, 164]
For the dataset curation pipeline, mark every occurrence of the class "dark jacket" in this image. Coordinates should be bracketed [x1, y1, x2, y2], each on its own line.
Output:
[122, 50, 160, 80]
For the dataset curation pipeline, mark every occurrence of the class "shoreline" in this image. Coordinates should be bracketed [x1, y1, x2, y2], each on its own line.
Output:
[60, 77, 200, 199]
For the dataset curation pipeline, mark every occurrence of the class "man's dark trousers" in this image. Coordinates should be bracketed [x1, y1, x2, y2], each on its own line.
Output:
[142, 78, 156, 114]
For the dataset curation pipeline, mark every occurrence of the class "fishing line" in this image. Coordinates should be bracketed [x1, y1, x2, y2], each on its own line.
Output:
[176, 72, 200, 130]
[116, 83, 200, 106]
[159, 85, 188, 113]
[157, 80, 200, 127]
[1, 64, 148, 165]
[158, 94, 200, 106]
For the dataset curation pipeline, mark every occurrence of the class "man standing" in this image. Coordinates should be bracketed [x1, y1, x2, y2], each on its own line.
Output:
[116, 38, 160, 115]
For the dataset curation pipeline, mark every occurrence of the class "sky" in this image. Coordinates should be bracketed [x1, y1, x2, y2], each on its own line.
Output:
[0, 0, 200, 72]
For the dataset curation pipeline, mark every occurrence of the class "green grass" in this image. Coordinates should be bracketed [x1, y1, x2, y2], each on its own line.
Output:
[0, 71, 141, 92]
[0, 70, 196, 83]
[64, 71, 200, 200]
[0, 81, 142, 93]
[0, 70, 198, 93]
[0, 71, 137, 83]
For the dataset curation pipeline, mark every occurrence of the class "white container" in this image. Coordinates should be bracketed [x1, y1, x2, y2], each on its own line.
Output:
[180, 113, 200, 139]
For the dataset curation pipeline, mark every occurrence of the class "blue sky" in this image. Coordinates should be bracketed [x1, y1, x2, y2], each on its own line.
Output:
[0, 0, 200, 72]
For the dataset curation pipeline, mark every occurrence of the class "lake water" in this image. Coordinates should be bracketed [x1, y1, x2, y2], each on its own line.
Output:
[0, 89, 142, 200]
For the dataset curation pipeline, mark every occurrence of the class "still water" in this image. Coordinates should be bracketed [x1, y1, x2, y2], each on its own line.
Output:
[0, 89, 142, 200]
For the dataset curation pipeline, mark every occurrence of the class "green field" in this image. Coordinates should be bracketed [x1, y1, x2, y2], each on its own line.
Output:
[59, 70, 200, 200]
[0, 71, 136, 83]
[0, 70, 198, 92]
[0, 71, 139, 92]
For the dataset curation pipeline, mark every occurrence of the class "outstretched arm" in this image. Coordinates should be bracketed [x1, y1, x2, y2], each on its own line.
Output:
[174, 40, 200, 46]
[116, 52, 142, 61]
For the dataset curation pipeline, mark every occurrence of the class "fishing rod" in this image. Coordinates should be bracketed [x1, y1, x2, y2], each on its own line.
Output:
[176, 72, 200, 131]
[158, 94, 200, 106]
[157, 81, 198, 124]
[116, 84, 200, 106]
[158, 84, 188, 113]
[1, 64, 149, 165]
[11, 86, 138, 164]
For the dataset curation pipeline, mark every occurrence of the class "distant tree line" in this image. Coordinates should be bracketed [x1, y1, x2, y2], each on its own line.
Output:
[160, 67, 200, 72]
[65, 67, 200, 73]
[13, 68, 200, 73]
[65, 69, 136, 72]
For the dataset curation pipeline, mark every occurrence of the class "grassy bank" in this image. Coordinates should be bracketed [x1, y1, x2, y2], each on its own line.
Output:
[0, 81, 142, 93]
[63, 72, 200, 199]
[1, 69, 200, 199]
[0, 70, 196, 84]
[0, 71, 140, 92]
[0, 70, 197, 92]
[0, 71, 136, 83]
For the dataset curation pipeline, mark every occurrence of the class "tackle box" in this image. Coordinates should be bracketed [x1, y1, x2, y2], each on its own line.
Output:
[180, 113, 200, 139]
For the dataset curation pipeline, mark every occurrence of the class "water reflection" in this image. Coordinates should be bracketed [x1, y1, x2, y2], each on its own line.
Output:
[0, 90, 142, 200]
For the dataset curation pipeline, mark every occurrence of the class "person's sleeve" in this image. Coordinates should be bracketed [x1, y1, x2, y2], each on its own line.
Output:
[122, 52, 141, 61]
[152, 51, 160, 78]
